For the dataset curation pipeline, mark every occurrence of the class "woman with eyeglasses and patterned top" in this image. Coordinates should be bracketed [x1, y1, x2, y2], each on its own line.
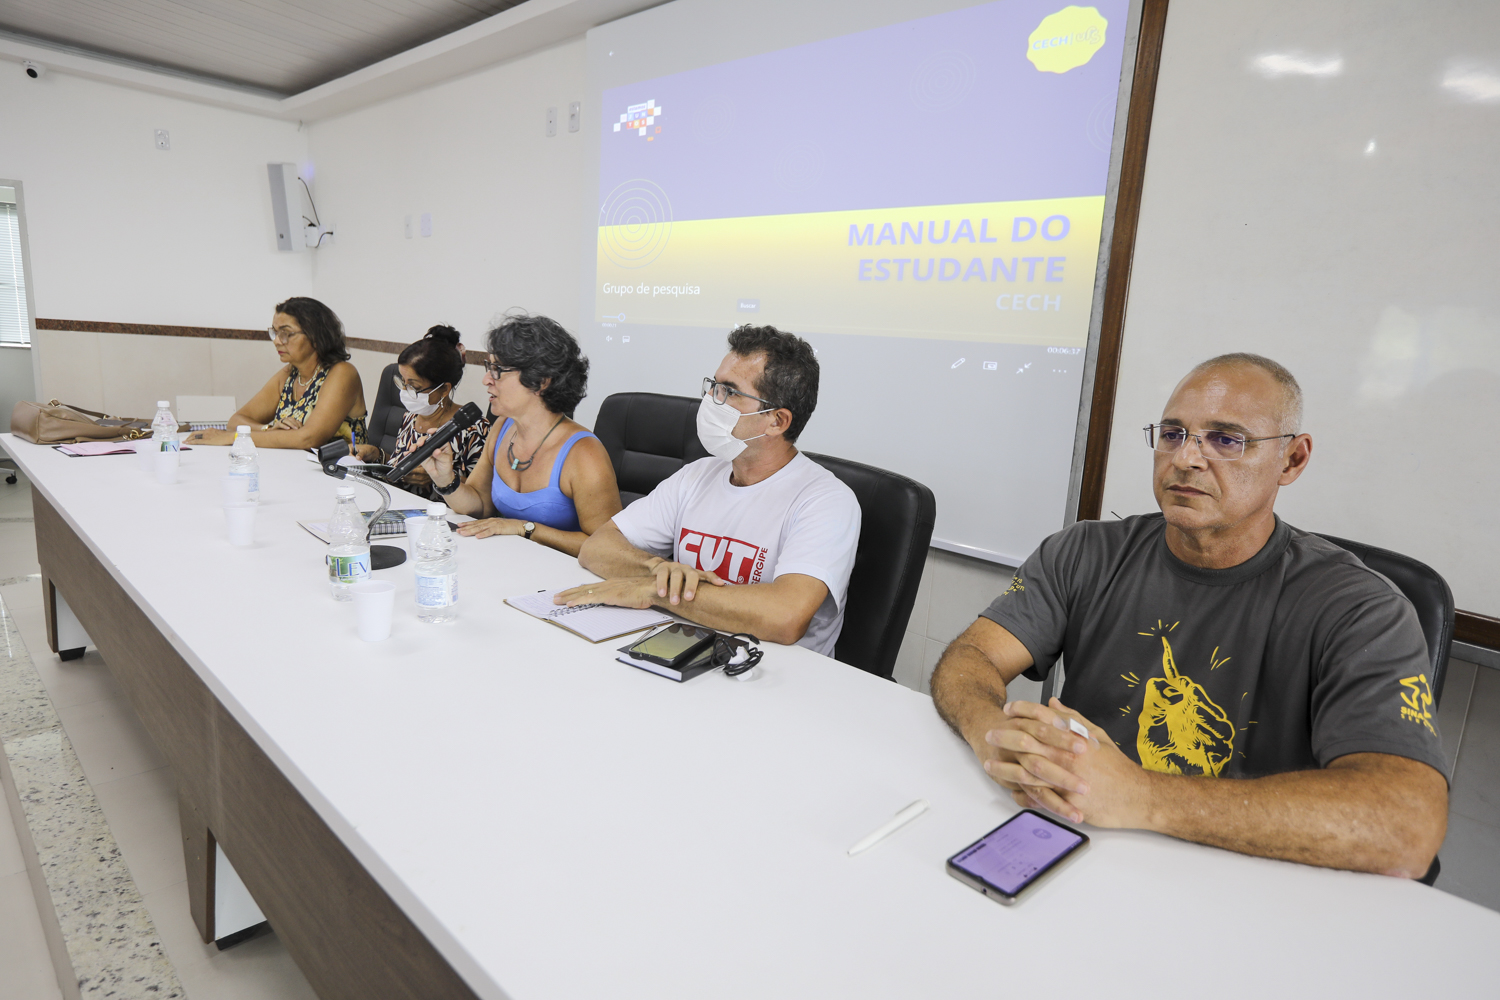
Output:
[185, 297, 368, 450]
[418, 313, 622, 557]
[351, 325, 491, 502]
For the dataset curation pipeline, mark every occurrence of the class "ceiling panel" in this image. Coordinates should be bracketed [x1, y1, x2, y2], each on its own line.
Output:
[0, 0, 528, 94]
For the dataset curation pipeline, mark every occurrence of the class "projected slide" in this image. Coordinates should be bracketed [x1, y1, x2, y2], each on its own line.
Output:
[595, 0, 1125, 347]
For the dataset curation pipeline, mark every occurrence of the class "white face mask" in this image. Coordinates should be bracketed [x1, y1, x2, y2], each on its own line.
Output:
[399, 385, 443, 417]
[696, 393, 773, 461]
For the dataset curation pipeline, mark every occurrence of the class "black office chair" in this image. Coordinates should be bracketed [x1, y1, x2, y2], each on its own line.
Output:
[1315, 532, 1454, 888]
[368, 362, 405, 459]
[1314, 534, 1455, 707]
[593, 392, 710, 505]
[804, 453, 935, 681]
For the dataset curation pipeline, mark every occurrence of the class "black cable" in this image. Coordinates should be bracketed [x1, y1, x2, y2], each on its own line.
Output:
[298, 177, 321, 226]
[713, 633, 763, 676]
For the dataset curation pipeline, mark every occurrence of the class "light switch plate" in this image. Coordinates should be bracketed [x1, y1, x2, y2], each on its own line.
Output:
[568, 102, 581, 132]
[420, 212, 432, 237]
[546, 107, 557, 137]
[404, 215, 413, 239]
[154, 129, 170, 150]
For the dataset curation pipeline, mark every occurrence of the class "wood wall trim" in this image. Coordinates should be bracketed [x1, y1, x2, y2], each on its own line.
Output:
[1076, 0, 1170, 522]
[34, 318, 487, 366]
[1456, 611, 1500, 650]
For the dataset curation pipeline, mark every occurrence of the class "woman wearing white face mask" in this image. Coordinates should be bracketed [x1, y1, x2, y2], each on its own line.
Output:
[354, 325, 491, 501]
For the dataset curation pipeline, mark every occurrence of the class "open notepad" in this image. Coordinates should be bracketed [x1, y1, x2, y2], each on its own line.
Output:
[505, 590, 672, 643]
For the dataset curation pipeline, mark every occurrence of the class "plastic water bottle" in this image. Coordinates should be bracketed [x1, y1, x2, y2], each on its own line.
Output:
[326, 484, 370, 601]
[413, 502, 458, 623]
[151, 401, 179, 455]
[227, 425, 260, 501]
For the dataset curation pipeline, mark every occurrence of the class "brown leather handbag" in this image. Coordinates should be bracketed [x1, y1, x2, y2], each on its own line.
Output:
[10, 399, 152, 445]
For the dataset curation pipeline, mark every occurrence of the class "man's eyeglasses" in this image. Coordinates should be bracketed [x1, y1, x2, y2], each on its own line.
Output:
[483, 360, 521, 380]
[702, 377, 772, 407]
[267, 327, 301, 344]
[1144, 423, 1294, 461]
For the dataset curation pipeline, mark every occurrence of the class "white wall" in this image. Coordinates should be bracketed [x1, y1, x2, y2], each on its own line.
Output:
[305, 40, 589, 353]
[1098, 0, 1500, 617]
[0, 68, 310, 329]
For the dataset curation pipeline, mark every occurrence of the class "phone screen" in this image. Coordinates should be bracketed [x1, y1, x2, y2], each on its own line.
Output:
[629, 624, 712, 663]
[948, 810, 1086, 897]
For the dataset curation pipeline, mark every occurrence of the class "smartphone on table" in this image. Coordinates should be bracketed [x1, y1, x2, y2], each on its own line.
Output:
[946, 809, 1089, 905]
[623, 623, 717, 668]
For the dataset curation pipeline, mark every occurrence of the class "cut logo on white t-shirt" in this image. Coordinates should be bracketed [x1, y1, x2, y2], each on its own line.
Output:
[678, 528, 769, 585]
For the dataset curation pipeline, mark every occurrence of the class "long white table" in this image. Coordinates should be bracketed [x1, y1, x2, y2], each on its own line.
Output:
[7, 433, 1497, 999]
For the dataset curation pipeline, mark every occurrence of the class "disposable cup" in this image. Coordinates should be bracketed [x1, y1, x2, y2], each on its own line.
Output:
[221, 475, 251, 505]
[137, 439, 156, 473]
[222, 502, 257, 547]
[154, 448, 179, 484]
[351, 581, 396, 642]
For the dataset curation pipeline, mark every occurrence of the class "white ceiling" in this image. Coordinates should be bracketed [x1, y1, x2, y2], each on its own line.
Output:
[0, 0, 529, 94]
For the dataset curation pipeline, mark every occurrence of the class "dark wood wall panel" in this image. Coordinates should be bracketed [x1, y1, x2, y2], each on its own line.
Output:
[1075, 0, 1170, 524]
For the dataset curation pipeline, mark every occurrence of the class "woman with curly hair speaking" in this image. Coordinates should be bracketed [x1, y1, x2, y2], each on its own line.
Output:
[420, 313, 622, 557]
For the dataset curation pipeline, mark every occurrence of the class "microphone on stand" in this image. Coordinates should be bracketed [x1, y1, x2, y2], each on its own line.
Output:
[382, 402, 485, 485]
[315, 442, 408, 570]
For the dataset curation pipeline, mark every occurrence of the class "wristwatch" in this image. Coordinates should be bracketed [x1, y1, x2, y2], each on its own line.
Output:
[523, 521, 537, 540]
[433, 473, 462, 496]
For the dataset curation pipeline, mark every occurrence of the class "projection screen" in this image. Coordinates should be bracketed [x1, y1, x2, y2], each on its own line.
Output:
[580, 0, 1140, 564]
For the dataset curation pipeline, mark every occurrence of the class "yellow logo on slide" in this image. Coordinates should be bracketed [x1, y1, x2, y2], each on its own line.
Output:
[1027, 6, 1107, 74]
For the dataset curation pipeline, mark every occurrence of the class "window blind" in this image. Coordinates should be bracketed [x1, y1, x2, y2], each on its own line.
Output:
[0, 202, 29, 345]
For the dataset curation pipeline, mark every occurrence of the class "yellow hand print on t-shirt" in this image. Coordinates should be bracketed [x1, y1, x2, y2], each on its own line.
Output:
[1137, 635, 1236, 776]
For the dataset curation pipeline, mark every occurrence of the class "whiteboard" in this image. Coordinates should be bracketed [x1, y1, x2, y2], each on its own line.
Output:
[1100, 0, 1500, 617]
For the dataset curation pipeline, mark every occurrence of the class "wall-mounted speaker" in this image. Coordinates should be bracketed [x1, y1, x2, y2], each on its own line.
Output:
[267, 163, 303, 253]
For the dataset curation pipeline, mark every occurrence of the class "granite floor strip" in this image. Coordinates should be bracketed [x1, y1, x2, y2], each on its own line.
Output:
[0, 596, 186, 999]
[0, 572, 42, 587]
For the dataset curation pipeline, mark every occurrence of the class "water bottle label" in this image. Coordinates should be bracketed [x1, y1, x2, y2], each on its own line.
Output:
[415, 574, 457, 608]
[160, 438, 181, 453]
[231, 469, 259, 494]
[328, 552, 371, 583]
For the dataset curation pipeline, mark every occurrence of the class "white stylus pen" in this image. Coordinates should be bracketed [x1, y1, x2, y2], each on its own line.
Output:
[847, 799, 929, 856]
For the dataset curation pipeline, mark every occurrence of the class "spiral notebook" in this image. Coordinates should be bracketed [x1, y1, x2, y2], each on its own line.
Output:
[504, 590, 672, 643]
[297, 510, 437, 543]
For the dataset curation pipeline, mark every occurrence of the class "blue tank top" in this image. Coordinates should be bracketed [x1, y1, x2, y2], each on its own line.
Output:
[490, 419, 595, 532]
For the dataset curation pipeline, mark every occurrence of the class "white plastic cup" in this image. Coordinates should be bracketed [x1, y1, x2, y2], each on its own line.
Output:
[221, 475, 251, 505]
[136, 439, 156, 473]
[154, 448, 179, 484]
[222, 502, 257, 547]
[351, 581, 395, 642]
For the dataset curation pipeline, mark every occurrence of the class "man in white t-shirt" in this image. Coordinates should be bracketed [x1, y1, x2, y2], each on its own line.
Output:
[558, 325, 860, 655]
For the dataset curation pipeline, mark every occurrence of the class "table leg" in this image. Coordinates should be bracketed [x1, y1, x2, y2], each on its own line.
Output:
[41, 577, 87, 661]
[178, 785, 216, 944]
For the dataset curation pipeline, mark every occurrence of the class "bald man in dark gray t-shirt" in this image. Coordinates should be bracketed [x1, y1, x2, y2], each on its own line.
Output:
[932, 355, 1448, 879]
[980, 513, 1443, 780]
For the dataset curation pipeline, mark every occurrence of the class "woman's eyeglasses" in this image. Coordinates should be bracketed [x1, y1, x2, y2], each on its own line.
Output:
[267, 327, 301, 344]
[393, 375, 448, 395]
[483, 361, 521, 380]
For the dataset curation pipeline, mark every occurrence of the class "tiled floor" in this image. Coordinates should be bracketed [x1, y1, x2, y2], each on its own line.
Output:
[2, 470, 1498, 1000]
[0, 470, 316, 1000]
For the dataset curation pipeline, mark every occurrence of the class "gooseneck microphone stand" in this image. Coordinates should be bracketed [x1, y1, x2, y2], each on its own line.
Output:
[317, 442, 407, 569]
